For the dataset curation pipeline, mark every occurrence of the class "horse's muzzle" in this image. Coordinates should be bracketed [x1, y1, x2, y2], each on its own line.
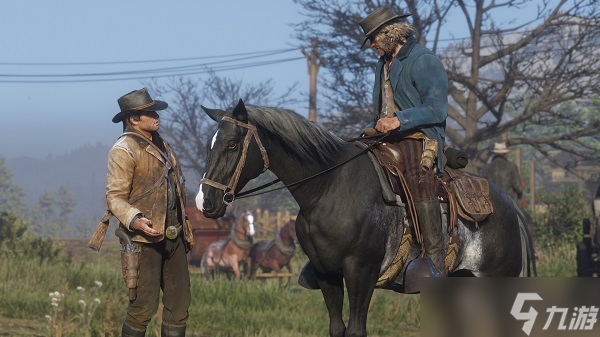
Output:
[202, 199, 214, 214]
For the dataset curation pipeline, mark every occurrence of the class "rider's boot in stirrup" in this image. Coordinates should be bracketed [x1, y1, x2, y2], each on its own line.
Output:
[404, 199, 446, 293]
[298, 261, 320, 290]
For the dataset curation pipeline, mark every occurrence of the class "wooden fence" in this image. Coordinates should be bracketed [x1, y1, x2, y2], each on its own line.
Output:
[254, 209, 295, 238]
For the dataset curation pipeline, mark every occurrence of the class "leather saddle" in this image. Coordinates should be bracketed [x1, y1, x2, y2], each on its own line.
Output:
[361, 140, 493, 229]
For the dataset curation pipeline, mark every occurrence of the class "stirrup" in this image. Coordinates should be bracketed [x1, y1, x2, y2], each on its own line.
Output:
[403, 257, 442, 294]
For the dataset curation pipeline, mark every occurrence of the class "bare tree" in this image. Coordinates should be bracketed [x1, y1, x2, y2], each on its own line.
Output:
[145, 72, 300, 211]
[293, 0, 600, 174]
[445, 0, 600, 171]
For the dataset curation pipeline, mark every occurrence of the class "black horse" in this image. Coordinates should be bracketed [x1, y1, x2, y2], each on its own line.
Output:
[197, 100, 532, 337]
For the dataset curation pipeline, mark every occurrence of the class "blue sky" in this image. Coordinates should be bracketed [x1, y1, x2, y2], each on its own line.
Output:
[0, 0, 546, 159]
[0, 0, 308, 159]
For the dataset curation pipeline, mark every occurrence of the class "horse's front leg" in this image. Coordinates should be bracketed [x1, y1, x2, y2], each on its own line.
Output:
[343, 261, 379, 337]
[318, 271, 346, 337]
[231, 258, 242, 280]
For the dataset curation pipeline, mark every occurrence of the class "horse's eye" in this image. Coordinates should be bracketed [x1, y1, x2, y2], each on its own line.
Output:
[227, 141, 237, 150]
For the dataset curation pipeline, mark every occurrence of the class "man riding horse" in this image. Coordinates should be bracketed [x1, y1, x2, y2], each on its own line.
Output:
[299, 5, 449, 288]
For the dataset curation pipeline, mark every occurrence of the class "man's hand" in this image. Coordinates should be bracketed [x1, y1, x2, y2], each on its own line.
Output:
[132, 217, 164, 236]
[375, 117, 400, 133]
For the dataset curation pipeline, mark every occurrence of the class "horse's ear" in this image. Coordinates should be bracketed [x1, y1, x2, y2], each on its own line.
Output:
[232, 99, 249, 123]
[201, 105, 225, 122]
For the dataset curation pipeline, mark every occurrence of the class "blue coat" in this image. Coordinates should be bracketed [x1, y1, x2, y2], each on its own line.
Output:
[370, 35, 448, 174]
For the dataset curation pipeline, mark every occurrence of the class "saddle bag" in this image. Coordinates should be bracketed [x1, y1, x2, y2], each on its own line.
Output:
[446, 169, 493, 222]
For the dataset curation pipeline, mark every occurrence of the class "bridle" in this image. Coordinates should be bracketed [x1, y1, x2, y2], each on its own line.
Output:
[200, 116, 269, 205]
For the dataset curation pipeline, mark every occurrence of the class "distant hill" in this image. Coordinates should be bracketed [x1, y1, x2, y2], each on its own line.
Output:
[5, 143, 110, 237]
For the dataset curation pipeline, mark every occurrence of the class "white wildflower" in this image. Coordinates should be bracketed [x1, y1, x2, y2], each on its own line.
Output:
[45, 315, 52, 322]
[76, 286, 85, 291]
[94, 280, 103, 288]
[78, 299, 87, 307]
[93, 298, 101, 305]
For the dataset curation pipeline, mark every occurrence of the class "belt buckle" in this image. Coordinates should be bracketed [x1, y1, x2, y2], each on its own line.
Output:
[165, 225, 178, 240]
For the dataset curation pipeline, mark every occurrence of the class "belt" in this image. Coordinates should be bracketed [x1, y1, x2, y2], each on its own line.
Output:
[165, 224, 182, 240]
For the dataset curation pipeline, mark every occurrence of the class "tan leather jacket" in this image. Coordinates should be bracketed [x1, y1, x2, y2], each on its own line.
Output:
[106, 129, 192, 247]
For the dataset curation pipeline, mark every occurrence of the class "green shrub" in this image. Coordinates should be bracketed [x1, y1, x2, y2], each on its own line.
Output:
[0, 212, 68, 263]
[531, 185, 592, 245]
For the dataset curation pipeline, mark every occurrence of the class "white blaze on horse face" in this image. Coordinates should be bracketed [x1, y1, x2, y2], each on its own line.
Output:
[210, 130, 219, 149]
[247, 213, 256, 236]
[195, 173, 205, 211]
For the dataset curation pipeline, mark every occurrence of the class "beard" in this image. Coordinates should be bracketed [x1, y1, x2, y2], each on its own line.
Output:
[378, 35, 400, 60]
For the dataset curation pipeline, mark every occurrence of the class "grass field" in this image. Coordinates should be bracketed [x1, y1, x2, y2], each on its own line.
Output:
[0, 234, 577, 337]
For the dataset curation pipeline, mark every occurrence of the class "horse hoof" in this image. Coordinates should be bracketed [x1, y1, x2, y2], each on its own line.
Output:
[403, 257, 443, 294]
[298, 262, 320, 290]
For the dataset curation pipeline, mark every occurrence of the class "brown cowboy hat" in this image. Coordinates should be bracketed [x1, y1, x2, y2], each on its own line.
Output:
[359, 5, 411, 48]
[112, 88, 168, 123]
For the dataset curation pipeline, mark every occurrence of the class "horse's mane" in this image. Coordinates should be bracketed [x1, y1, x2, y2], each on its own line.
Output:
[245, 105, 348, 166]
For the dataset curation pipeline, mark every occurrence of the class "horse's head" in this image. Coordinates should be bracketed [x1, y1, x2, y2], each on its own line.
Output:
[196, 99, 269, 218]
[237, 210, 256, 238]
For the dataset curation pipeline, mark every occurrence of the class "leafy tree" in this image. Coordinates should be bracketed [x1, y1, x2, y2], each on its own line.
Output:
[32, 192, 57, 237]
[56, 185, 76, 226]
[0, 160, 66, 260]
[292, 0, 600, 171]
[30, 186, 77, 238]
[0, 158, 28, 217]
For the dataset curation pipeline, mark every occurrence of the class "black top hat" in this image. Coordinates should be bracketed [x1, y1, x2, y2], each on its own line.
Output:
[359, 5, 411, 48]
[112, 88, 168, 123]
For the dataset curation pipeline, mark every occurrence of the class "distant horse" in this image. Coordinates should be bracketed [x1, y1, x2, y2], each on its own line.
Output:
[197, 100, 532, 337]
[200, 210, 256, 280]
[249, 219, 297, 280]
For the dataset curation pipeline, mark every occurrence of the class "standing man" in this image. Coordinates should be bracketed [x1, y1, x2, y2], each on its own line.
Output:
[107, 88, 192, 337]
[298, 5, 449, 289]
[480, 142, 523, 204]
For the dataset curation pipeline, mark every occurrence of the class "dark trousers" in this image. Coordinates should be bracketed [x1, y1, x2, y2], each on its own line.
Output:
[393, 138, 438, 203]
[125, 235, 191, 330]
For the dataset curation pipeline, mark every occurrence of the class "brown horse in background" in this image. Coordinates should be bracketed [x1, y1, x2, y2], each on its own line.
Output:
[200, 210, 256, 279]
[249, 219, 297, 279]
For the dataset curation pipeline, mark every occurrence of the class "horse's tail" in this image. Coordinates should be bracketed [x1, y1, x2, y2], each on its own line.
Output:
[513, 199, 538, 277]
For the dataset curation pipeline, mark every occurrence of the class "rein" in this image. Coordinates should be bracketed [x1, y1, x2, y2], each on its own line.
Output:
[236, 133, 389, 199]
[201, 116, 389, 202]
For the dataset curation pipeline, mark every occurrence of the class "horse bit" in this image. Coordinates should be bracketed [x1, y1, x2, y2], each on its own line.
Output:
[201, 116, 269, 205]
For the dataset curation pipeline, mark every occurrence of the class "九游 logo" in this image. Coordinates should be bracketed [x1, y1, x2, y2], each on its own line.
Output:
[511, 292, 598, 335]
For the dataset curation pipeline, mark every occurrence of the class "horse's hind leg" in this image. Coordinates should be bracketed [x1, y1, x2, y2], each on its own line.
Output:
[318, 273, 346, 337]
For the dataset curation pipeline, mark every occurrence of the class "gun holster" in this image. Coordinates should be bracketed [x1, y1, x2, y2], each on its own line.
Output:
[115, 227, 140, 301]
